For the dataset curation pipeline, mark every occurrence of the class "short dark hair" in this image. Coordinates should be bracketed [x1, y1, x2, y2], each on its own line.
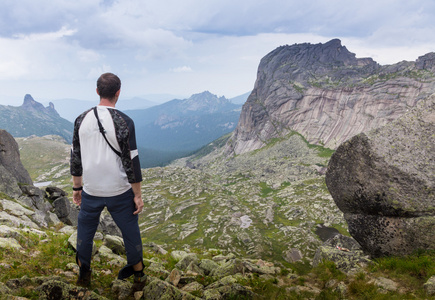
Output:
[97, 73, 121, 100]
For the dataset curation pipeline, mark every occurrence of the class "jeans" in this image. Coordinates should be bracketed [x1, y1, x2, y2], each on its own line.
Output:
[76, 188, 143, 274]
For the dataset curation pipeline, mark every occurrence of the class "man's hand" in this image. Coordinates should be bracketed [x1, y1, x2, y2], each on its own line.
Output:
[133, 194, 144, 215]
[131, 182, 143, 215]
[73, 190, 82, 206]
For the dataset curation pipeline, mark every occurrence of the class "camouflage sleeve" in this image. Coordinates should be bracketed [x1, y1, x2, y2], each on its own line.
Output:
[110, 109, 143, 183]
[70, 112, 88, 176]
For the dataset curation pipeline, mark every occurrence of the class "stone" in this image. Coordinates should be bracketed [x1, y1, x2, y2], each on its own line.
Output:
[167, 268, 182, 286]
[0, 199, 34, 216]
[0, 237, 22, 250]
[370, 277, 399, 293]
[17, 185, 48, 215]
[186, 261, 204, 276]
[142, 279, 200, 300]
[0, 129, 33, 186]
[147, 262, 170, 278]
[58, 225, 75, 235]
[99, 211, 122, 237]
[52, 196, 79, 226]
[326, 96, 435, 257]
[181, 281, 204, 293]
[0, 211, 39, 229]
[68, 231, 98, 255]
[45, 186, 67, 201]
[45, 211, 62, 226]
[175, 253, 199, 270]
[203, 289, 221, 300]
[0, 224, 23, 238]
[103, 234, 125, 255]
[210, 259, 244, 277]
[283, 248, 303, 263]
[243, 259, 280, 275]
[170, 250, 188, 261]
[111, 279, 133, 300]
[199, 259, 219, 275]
[37, 279, 108, 300]
[0, 163, 22, 199]
[424, 276, 435, 296]
[215, 283, 257, 299]
[313, 234, 372, 273]
[205, 275, 238, 290]
[0, 282, 11, 295]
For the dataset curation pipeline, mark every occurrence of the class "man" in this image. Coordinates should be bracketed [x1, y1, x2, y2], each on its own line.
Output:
[70, 73, 146, 291]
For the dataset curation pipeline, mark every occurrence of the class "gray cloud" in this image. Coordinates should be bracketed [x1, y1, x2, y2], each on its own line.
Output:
[1, 0, 435, 104]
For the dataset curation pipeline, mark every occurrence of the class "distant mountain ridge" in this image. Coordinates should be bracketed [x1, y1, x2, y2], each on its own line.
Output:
[0, 95, 73, 142]
[49, 97, 159, 122]
[126, 91, 242, 167]
[226, 38, 435, 155]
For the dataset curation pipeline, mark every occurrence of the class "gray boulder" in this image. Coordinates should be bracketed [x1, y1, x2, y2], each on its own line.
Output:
[143, 279, 200, 300]
[313, 234, 372, 273]
[0, 129, 33, 186]
[98, 211, 122, 237]
[52, 196, 79, 226]
[45, 186, 67, 201]
[424, 276, 435, 296]
[36, 279, 108, 300]
[103, 234, 125, 255]
[326, 95, 435, 257]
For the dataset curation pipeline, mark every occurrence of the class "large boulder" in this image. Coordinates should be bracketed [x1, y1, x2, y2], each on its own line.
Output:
[0, 129, 32, 185]
[326, 95, 435, 257]
[0, 130, 33, 198]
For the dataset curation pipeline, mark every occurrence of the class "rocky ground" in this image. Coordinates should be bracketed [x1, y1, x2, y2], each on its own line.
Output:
[1, 133, 434, 299]
[137, 132, 345, 264]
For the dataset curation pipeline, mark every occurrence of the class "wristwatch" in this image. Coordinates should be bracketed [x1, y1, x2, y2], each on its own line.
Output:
[73, 186, 83, 191]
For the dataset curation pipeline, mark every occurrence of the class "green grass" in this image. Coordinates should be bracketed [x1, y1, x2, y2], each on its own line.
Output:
[371, 249, 435, 290]
[3, 228, 435, 299]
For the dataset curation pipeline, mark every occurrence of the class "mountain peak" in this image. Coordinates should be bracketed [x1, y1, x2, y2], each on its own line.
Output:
[21, 94, 46, 112]
[20, 94, 60, 117]
[184, 91, 230, 113]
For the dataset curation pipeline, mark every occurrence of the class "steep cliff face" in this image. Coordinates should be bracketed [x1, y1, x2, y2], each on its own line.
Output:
[227, 39, 435, 154]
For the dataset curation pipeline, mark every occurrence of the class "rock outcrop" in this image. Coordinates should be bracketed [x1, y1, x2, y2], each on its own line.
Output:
[227, 39, 435, 155]
[325, 94, 435, 257]
[0, 129, 33, 198]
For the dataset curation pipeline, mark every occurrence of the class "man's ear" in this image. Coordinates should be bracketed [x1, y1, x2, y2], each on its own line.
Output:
[96, 88, 100, 96]
[115, 89, 121, 97]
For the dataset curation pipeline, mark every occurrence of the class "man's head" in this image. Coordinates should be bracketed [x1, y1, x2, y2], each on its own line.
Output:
[96, 73, 121, 101]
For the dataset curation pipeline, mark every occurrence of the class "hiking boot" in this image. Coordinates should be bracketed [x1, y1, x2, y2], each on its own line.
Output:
[76, 267, 92, 287]
[131, 273, 147, 293]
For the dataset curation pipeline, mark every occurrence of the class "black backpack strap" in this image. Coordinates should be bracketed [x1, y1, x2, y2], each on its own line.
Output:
[93, 107, 121, 157]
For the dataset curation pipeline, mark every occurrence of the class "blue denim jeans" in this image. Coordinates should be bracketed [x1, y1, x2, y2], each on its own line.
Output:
[76, 189, 143, 276]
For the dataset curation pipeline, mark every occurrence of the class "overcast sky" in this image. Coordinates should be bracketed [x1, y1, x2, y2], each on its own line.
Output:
[1, 0, 435, 106]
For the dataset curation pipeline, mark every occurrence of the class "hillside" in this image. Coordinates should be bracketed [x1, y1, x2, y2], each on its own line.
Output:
[0, 94, 73, 143]
[15, 135, 71, 189]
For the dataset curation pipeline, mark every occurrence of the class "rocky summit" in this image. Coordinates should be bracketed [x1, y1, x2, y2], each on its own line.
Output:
[326, 93, 435, 258]
[227, 39, 435, 154]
